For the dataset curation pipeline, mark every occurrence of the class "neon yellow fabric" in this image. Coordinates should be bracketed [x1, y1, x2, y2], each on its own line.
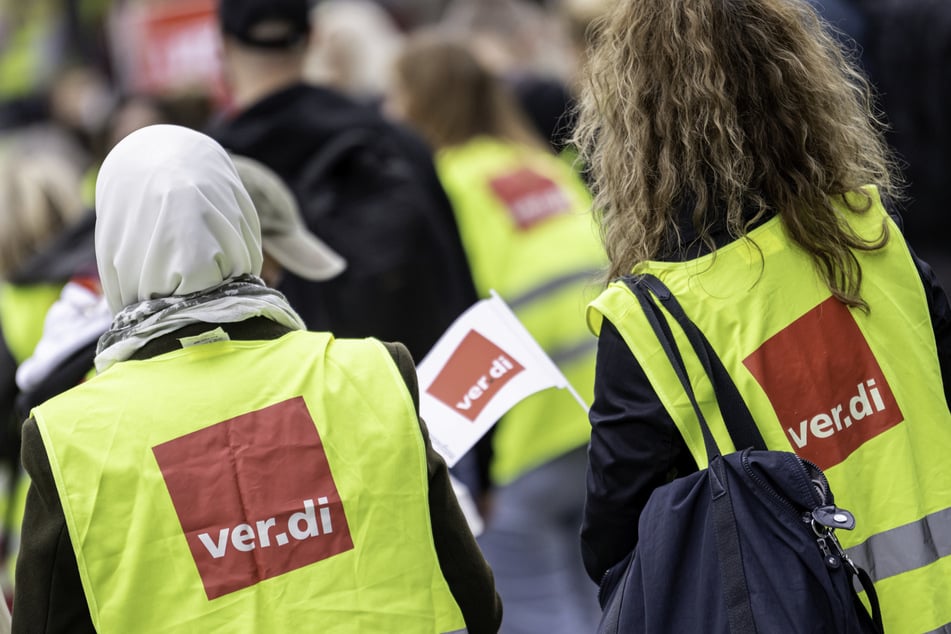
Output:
[0, 19, 50, 97]
[588, 189, 951, 633]
[0, 283, 63, 363]
[437, 136, 606, 484]
[0, 282, 60, 592]
[34, 331, 465, 633]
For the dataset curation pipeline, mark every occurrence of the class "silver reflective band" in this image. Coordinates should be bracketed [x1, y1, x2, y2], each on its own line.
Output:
[549, 337, 598, 367]
[845, 505, 951, 583]
[507, 269, 603, 310]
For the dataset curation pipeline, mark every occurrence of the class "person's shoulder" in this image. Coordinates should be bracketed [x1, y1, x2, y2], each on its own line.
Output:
[379, 340, 414, 370]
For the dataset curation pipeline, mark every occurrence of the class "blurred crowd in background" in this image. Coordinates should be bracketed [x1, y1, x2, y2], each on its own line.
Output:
[1, 0, 950, 629]
[2, 0, 949, 281]
[0, 0, 596, 179]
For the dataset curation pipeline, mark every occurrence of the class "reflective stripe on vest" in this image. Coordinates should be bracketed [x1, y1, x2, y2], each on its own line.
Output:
[437, 136, 606, 484]
[846, 505, 951, 583]
[33, 332, 464, 633]
[587, 187, 951, 634]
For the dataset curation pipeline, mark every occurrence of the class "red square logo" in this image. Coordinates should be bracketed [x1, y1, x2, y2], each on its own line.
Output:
[152, 397, 353, 600]
[743, 298, 903, 470]
[489, 167, 572, 230]
[426, 330, 525, 421]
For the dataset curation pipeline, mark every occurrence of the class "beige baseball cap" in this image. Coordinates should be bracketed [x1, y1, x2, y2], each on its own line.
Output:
[231, 154, 346, 281]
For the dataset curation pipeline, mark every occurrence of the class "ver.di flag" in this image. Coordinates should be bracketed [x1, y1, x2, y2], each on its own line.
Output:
[416, 291, 588, 467]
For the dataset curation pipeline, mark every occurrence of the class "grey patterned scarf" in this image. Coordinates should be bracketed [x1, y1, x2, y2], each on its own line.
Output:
[95, 274, 305, 372]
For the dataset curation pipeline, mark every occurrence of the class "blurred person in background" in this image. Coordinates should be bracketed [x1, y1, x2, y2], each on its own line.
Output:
[439, 0, 575, 156]
[0, 146, 87, 605]
[552, 0, 613, 86]
[797, 0, 951, 290]
[573, 0, 951, 630]
[0, 92, 189, 607]
[0, 0, 112, 131]
[439, 0, 573, 84]
[860, 0, 951, 290]
[13, 124, 502, 633]
[304, 0, 405, 105]
[388, 32, 605, 634]
[209, 0, 477, 363]
[438, 0, 609, 162]
[5, 93, 185, 414]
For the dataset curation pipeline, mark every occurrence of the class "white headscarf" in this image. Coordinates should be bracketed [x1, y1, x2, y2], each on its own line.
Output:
[94, 125, 305, 371]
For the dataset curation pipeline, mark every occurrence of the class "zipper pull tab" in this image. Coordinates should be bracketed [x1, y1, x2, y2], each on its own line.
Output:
[811, 505, 856, 531]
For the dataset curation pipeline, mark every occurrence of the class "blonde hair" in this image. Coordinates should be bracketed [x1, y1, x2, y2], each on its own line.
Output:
[391, 32, 546, 151]
[0, 152, 85, 279]
[573, 0, 898, 307]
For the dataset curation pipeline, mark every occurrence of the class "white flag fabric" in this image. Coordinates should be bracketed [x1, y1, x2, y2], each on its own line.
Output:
[417, 291, 587, 467]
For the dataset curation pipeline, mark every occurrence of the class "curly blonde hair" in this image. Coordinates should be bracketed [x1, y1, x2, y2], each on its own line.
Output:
[573, 0, 899, 307]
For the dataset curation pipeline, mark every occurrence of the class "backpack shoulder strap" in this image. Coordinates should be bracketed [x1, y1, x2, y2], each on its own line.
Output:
[298, 127, 377, 186]
[623, 274, 768, 452]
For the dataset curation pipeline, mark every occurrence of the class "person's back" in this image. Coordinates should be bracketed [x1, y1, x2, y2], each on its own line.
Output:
[209, 0, 477, 361]
[12, 125, 502, 633]
[572, 0, 951, 631]
[30, 329, 467, 631]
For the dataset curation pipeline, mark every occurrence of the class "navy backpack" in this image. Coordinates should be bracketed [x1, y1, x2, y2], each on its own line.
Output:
[597, 275, 884, 634]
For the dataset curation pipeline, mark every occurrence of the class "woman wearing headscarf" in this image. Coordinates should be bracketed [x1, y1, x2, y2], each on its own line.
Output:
[12, 125, 501, 633]
[573, 0, 951, 631]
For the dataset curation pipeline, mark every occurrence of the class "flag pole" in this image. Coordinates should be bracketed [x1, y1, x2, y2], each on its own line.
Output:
[566, 383, 590, 414]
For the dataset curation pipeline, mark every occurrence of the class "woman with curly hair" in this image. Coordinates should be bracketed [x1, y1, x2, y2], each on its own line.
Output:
[574, 0, 951, 631]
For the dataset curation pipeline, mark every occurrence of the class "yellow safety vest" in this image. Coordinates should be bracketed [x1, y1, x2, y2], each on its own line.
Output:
[437, 136, 606, 485]
[33, 330, 465, 633]
[0, 282, 63, 364]
[0, 9, 54, 99]
[588, 188, 951, 634]
[0, 281, 63, 589]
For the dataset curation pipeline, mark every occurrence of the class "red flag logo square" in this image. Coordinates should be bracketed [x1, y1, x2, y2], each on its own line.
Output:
[152, 397, 353, 600]
[426, 330, 525, 421]
[489, 167, 572, 230]
[743, 298, 903, 470]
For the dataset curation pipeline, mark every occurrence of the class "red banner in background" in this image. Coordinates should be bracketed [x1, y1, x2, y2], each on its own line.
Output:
[109, 0, 229, 106]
